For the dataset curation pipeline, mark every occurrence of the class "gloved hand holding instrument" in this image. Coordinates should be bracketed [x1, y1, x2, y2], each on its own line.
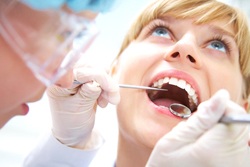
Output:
[47, 64, 120, 149]
[146, 89, 250, 167]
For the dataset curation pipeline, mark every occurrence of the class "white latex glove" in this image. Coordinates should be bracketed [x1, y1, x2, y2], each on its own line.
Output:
[47, 64, 120, 149]
[146, 89, 250, 167]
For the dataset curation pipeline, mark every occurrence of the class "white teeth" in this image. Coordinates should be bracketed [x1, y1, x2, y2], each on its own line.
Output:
[163, 77, 169, 83]
[192, 94, 198, 104]
[158, 79, 164, 88]
[188, 88, 195, 96]
[169, 77, 178, 85]
[185, 84, 191, 92]
[152, 77, 198, 106]
[177, 79, 186, 89]
[153, 82, 158, 87]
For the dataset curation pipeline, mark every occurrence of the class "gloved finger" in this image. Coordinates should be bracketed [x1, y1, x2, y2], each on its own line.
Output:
[225, 100, 247, 115]
[156, 89, 230, 150]
[220, 100, 249, 139]
[47, 84, 78, 98]
[74, 65, 117, 92]
[97, 96, 109, 108]
[78, 81, 102, 100]
[74, 65, 120, 104]
[185, 89, 230, 137]
[97, 88, 120, 107]
[99, 88, 120, 105]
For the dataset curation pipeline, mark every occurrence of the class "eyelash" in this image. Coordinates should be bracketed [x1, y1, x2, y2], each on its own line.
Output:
[210, 35, 233, 53]
[146, 20, 171, 38]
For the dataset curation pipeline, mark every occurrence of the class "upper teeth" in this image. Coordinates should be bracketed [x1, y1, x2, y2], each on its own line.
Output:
[152, 77, 198, 108]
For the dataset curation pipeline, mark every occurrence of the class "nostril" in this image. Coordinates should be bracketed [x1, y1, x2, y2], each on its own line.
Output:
[172, 52, 179, 58]
[187, 55, 196, 63]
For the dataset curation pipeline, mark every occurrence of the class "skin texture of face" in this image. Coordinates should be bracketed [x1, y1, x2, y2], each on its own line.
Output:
[113, 16, 245, 166]
[0, 34, 46, 127]
[0, 32, 75, 128]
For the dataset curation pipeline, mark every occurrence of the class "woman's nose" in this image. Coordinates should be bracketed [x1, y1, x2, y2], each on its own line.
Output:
[164, 34, 202, 69]
[54, 69, 74, 88]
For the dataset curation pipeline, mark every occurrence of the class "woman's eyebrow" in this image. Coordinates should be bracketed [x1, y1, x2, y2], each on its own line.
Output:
[208, 25, 235, 39]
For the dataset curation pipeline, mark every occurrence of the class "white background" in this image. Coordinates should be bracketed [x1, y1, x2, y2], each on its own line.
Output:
[0, 0, 248, 166]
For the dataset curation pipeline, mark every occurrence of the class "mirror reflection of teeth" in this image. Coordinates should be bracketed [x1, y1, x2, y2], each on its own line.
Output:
[151, 76, 198, 111]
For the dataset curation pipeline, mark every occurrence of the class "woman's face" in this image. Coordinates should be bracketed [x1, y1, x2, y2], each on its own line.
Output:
[114, 16, 245, 148]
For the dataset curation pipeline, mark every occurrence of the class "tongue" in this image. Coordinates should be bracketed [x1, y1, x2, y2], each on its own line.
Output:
[153, 98, 180, 108]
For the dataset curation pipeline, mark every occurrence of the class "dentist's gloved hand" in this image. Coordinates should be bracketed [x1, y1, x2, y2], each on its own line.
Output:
[146, 89, 250, 167]
[47, 64, 120, 149]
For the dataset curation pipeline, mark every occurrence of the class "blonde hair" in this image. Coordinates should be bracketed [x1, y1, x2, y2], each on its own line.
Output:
[115, 0, 250, 109]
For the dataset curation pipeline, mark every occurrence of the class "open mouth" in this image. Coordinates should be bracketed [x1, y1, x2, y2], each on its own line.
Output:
[147, 77, 198, 113]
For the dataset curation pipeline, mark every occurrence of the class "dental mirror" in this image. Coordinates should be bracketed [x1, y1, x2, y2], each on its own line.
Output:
[169, 103, 191, 118]
[168, 103, 250, 124]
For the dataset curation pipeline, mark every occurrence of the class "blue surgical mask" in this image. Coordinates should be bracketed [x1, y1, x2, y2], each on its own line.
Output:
[22, 0, 116, 13]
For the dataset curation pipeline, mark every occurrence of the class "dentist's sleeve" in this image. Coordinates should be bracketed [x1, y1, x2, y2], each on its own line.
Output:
[23, 131, 104, 167]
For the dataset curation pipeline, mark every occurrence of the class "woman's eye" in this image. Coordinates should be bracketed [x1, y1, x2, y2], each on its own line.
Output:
[152, 27, 171, 39]
[208, 40, 226, 53]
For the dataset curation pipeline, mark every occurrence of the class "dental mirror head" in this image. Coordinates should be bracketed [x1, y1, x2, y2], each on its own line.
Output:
[169, 103, 191, 118]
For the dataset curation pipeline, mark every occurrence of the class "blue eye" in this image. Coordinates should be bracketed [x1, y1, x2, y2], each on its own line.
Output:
[208, 40, 226, 53]
[152, 27, 171, 39]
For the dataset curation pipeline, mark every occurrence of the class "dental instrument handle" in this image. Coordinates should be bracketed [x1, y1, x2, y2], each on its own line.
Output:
[73, 80, 168, 91]
[220, 115, 250, 124]
[119, 84, 168, 91]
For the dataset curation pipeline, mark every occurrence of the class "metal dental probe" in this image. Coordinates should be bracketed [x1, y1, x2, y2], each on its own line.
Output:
[119, 84, 168, 91]
[73, 80, 250, 123]
[73, 80, 168, 91]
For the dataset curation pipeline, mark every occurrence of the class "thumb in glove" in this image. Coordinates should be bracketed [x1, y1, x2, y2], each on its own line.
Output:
[47, 81, 102, 148]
